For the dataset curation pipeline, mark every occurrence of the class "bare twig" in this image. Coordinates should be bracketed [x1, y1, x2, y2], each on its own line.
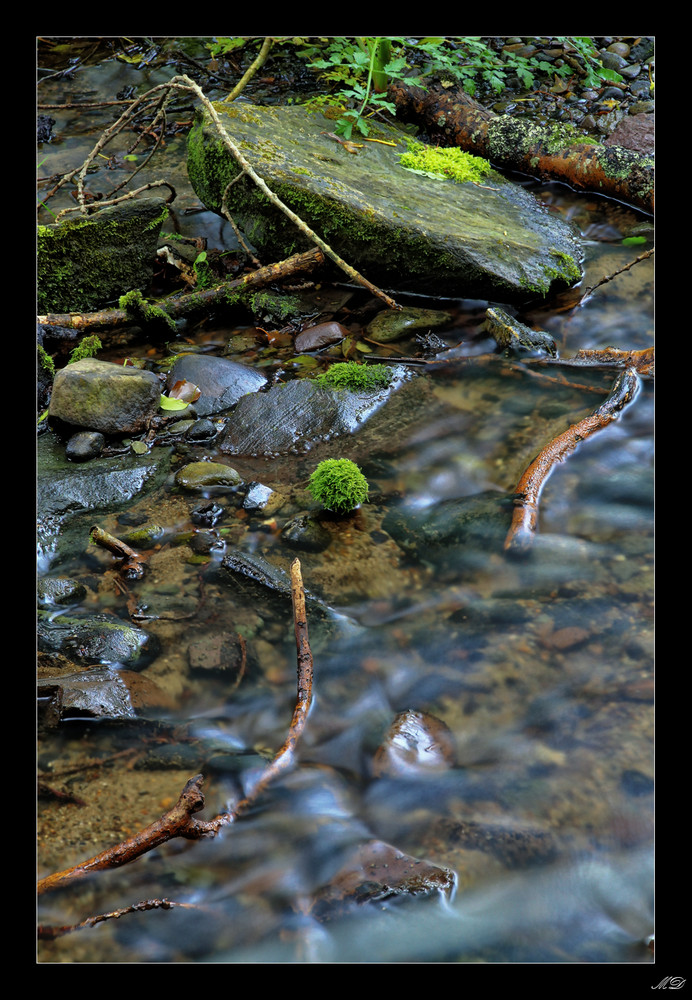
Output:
[222, 37, 274, 103]
[581, 247, 654, 302]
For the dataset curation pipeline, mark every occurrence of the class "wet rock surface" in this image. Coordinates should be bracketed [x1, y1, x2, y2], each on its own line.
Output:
[166, 353, 268, 416]
[49, 358, 161, 435]
[187, 101, 584, 301]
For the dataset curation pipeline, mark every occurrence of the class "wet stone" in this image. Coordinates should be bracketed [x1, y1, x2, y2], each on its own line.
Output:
[37, 577, 87, 608]
[65, 431, 105, 462]
[281, 514, 332, 553]
[37, 610, 157, 668]
[175, 461, 242, 489]
[373, 710, 456, 778]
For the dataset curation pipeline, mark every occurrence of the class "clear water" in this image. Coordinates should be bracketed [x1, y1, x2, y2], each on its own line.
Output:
[37, 40, 654, 963]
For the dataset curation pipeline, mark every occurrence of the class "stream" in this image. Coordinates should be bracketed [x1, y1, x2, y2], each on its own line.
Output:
[37, 39, 654, 964]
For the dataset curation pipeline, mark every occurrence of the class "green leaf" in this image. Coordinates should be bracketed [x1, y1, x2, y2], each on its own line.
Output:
[622, 236, 648, 246]
[159, 395, 190, 411]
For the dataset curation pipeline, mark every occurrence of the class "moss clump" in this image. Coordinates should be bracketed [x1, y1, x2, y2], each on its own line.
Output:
[68, 335, 102, 364]
[316, 361, 393, 392]
[38, 344, 56, 378]
[399, 140, 494, 185]
[308, 458, 369, 513]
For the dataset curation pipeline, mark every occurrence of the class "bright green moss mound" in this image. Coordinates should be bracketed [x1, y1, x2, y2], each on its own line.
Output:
[316, 361, 393, 392]
[399, 141, 494, 184]
[308, 459, 369, 513]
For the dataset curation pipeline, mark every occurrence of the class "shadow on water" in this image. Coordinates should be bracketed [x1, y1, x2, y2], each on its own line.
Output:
[37, 39, 653, 964]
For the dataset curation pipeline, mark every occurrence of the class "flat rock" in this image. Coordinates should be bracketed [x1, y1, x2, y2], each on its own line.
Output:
[187, 102, 583, 301]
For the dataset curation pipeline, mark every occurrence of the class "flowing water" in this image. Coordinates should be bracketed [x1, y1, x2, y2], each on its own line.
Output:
[37, 40, 654, 964]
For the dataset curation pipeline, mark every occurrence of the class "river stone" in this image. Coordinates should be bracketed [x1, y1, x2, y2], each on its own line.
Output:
[166, 353, 268, 416]
[37, 196, 168, 314]
[65, 430, 105, 461]
[187, 102, 583, 301]
[37, 610, 156, 667]
[175, 461, 242, 489]
[219, 374, 403, 457]
[49, 358, 161, 435]
[366, 306, 452, 343]
[38, 667, 137, 721]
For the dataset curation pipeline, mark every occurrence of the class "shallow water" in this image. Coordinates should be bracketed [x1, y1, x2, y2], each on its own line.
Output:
[37, 40, 654, 964]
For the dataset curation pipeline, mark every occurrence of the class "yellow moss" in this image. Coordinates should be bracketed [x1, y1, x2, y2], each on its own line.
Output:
[399, 140, 494, 185]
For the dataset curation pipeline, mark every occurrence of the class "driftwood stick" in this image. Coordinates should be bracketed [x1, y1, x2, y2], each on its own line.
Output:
[37, 560, 315, 896]
[37, 774, 209, 895]
[89, 525, 146, 579]
[504, 366, 642, 556]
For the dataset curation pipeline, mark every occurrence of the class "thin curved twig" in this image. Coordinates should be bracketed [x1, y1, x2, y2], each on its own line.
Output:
[504, 365, 644, 556]
[37, 559, 314, 897]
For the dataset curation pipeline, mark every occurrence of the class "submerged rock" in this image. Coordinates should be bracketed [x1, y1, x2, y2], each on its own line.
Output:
[366, 306, 452, 344]
[37, 610, 157, 668]
[188, 101, 583, 300]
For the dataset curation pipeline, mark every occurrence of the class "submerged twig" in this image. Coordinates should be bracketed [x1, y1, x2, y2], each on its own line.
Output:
[37, 560, 314, 899]
[580, 247, 654, 302]
[504, 365, 643, 556]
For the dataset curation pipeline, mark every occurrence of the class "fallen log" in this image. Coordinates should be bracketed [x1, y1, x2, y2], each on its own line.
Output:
[37, 247, 325, 333]
[388, 82, 654, 216]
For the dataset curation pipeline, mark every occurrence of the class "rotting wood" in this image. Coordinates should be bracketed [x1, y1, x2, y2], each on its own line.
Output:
[504, 364, 645, 556]
[388, 82, 654, 216]
[37, 558, 314, 900]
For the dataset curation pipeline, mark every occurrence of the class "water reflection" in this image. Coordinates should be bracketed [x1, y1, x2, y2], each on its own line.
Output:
[37, 44, 653, 964]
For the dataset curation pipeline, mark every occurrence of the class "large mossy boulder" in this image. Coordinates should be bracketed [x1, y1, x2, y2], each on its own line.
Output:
[187, 102, 583, 301]
[37, 197, 168, 314]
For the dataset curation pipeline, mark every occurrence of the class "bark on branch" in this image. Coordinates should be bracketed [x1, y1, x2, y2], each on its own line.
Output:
[37, 559, 314, 897]
[504, 364, 645, 556]
[37, 248, 325, 332]
[389, 82, 654, 216]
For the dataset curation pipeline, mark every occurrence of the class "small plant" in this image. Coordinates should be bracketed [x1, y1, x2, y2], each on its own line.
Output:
[37, 343, 56, 377]
[68, 335, 102, 364]
[316, 361, 393, 391]
[308, 458, 369, 513]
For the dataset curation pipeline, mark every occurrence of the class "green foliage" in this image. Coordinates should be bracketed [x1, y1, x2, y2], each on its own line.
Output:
[68, 335, 102, 364]
[193, 250, 213, 289]
[316, 361, 393, 391]
[207, 36, 623, 139]
[308, 458, 369, 513]
[37, 343, 56, 377]
[557, 36, 624, 88]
